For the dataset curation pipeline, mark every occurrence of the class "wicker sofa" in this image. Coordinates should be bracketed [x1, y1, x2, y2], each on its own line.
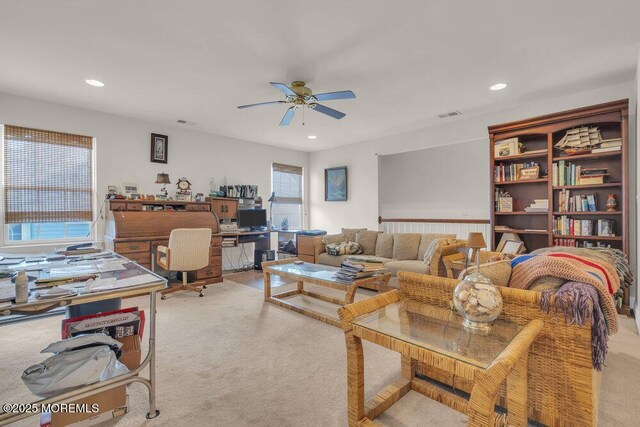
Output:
[312, 229, 466, 285]
[398, 271, 600, 427]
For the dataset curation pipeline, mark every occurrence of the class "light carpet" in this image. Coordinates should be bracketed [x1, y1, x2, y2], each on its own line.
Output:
[0, 278, 638, 426]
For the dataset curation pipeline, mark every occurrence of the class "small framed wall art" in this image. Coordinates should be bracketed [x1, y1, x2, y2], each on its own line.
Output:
[150, 133, 168, 164]
[325, 166, 348, 201]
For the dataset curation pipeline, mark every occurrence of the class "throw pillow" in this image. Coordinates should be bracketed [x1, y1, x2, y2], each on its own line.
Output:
[422, 238, 450, 268]
[342, 228, 367, 242]
[323, 233, 346, 246]
[375, 233, 394, 258]
[460, 260, 512, 287]
[392, 233, 422, 261]
[418, 233, 456, 259]
[355, 230, 380, 255]
[326, 241, 363, 256]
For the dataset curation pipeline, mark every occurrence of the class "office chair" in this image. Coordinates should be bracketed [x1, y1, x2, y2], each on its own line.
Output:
[156, 228, 212, 299]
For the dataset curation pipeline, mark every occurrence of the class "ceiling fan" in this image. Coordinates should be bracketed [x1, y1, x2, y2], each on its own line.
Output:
[238, 81, 356, 126]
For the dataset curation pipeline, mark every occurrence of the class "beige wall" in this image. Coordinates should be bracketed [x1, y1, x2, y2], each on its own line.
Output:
[0, 92, 309, 268]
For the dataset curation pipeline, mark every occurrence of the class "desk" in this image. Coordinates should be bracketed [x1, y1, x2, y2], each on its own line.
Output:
[104, 210, 222, 284]
[220, 230, 273, 250]
[338, 293, 542, 426]
[0, 252, 166, 425]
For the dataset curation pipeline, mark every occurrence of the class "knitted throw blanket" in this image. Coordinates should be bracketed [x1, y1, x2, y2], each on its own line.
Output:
[511, 253, 619, 334]
[540, 282, 608, 370]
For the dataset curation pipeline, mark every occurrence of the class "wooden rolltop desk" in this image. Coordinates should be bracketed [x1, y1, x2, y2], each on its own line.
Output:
[104, 203, 223, 284]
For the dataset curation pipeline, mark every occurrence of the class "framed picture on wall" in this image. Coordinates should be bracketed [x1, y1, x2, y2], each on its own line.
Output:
[325, 166, 348, 201]
[150, 133, 168, 164]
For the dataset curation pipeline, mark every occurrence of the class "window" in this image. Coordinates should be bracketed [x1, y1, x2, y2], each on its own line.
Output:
[271, 163, 303, 230]
[2, 125, 94, 243]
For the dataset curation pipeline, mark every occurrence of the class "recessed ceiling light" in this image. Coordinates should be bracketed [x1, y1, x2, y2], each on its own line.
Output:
[489, 83, 508, 91]
[308, 135, 317, 140]
[85, 79, 104, 87]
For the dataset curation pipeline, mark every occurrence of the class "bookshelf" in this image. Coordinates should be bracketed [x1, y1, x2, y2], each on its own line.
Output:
[488, 99, 629, 314]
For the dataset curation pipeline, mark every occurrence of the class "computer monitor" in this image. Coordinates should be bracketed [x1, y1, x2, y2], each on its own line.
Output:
[237, 209, 267, 229]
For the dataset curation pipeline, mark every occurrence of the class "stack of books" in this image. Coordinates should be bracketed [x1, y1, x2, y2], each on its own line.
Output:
[524, 199, 548, 213]
[592, 138, 622, 153]
[335, 257, 385, 283]
[222, 237, 236, 247]
[557, 190, 597, 212]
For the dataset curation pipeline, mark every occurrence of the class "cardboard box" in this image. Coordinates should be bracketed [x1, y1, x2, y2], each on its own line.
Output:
[41, 386, 128, 427]
[117, 335, 141, 371]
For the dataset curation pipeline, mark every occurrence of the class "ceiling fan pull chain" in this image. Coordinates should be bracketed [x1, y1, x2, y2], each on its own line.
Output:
[302, 106, 305, 126]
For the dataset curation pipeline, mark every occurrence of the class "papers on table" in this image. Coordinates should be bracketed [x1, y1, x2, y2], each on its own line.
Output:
[34, 286, 77, 299]
[97, 261, 128, 273]
[0, 278, 15, 302]
[83, 274, 159, 293]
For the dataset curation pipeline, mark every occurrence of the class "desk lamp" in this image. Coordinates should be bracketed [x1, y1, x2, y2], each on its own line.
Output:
[155, 173, 171, 199]
[267, 192, 279, 229]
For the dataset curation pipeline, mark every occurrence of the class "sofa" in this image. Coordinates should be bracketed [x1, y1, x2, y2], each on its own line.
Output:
[312, 228, 466, 283]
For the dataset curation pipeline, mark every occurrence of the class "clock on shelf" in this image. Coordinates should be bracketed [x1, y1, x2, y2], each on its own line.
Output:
[175, 177, 192, 201]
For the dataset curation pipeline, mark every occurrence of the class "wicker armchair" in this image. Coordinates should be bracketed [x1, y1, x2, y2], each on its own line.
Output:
[398, 271, 600, 427]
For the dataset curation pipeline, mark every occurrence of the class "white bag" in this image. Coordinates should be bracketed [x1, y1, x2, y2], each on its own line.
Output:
[22, 346, 129, 398]
[41, 333, 122, 354]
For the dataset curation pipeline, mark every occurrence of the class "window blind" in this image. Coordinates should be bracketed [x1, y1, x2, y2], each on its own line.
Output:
[272, 163, 303, 229]
[3, 125, 94, 224]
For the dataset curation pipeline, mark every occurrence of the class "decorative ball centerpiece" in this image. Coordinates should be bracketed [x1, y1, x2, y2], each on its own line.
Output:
[453, 232, 503, 332]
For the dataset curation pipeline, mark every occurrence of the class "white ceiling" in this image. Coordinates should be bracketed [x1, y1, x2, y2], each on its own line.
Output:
[1, 0, 639, 152]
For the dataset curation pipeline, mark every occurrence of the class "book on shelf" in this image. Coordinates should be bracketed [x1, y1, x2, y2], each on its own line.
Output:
[494, 137, 520, 158]
[553, 160, 608, 186]
[597, 219, 615, 237]
[557, 190, 597, 212]
[554, 216, 595, 236]
[554, 238, 612, 248]
[522, 148, 548, 155]
[592, 146, 622, 154]
[494, 162, 539, 182]
[599, 138, 622, 148]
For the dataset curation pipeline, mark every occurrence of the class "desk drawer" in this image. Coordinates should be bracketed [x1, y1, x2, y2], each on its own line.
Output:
[186, 204, 199, 211]
[115, 241, 150, 254]
[188, 265, 221, 280]
[210, 255, 222, 267]
[126, 203, 143, 211]
[198, 204, 211, 211]
[110, 201, 127, 211]
[122, 252, 150, 264]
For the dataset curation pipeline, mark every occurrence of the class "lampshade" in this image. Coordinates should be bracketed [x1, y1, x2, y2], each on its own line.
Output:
[267, 192, 279, 203]
[155, 173, 171, 184]
[466, 232, 486, 249]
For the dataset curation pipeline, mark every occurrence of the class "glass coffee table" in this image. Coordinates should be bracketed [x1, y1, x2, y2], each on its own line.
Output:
[338, 291, 543, 426]
[262, 258, 391, 328]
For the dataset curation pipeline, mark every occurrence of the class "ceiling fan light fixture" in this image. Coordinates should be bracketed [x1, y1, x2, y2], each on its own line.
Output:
[308, 135, 317, 140]
[489, 82, 508, 91]
[85, 79, 104, 87]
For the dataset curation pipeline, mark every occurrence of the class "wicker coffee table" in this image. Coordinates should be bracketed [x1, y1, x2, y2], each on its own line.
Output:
[338, 291, 543, 426]
[262, 258, 391, 327]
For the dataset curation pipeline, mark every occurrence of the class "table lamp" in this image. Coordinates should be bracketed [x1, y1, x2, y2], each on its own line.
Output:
[466, 232, 486, 270]
[267, 192, 279, 229]
[155, 173, 171, 199]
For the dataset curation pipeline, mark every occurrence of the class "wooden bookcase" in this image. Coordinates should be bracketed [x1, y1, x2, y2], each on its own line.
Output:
[488, 99, 630, 314]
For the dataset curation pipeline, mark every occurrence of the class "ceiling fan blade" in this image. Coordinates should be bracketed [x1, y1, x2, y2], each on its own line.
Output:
[270, 82, 296, 97]
[311, 103, 346, 120]
[237, 100, 286, 109]
[313, 90, 356, 101]
[279, 107, 296, 126]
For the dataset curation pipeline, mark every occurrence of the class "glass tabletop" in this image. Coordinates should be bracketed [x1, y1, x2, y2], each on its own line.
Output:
[267, 262, 350, 284]
[352, 300, 521, 369]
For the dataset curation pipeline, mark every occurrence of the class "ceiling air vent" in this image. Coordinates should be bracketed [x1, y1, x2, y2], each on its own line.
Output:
[176, 119, 187, 124]
[176, 119, 197, 126]
[437, 110, 462, 119]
